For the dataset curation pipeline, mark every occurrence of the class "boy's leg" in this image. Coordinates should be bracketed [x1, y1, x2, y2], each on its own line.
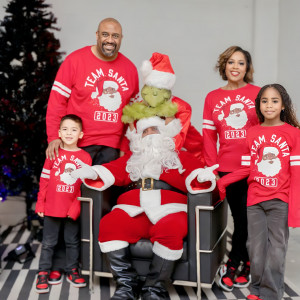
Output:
[39, 216, 61, 272]
[260, 199, 289, 300]
[247, 203, 268, 297]
[64, 217, 80, 272]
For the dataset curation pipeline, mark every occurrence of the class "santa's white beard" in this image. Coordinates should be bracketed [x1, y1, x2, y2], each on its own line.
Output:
[257, 158, 281, 177]
[126, 134, 184, 181]
[225, 110, 248, 129]
[60, 172, 77, 185]
[99, 92, 122, 111]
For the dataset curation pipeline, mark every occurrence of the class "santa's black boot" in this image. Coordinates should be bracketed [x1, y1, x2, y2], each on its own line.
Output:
[141, 254, 175, 300]
[106, 247, 139, 300]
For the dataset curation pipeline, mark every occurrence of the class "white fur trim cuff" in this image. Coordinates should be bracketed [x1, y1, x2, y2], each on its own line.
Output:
[91, 165, 115, 191]
[153, 241, 183, 261]
[99, 240, 129, 253]
[185, 168, 216, 194]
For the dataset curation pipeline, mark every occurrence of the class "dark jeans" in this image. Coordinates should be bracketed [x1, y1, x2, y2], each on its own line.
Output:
[219, 172, 249, 268]
[39, 216, 80, 273]
[247, 199, 289, 300]
[82, 145, 119, 165]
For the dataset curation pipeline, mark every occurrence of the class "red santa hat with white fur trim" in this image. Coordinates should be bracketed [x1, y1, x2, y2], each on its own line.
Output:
[140, 52, 176, 90]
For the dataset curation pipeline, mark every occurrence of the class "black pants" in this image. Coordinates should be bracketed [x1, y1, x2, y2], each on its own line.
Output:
[51, 145, 121, 271]
[39, 216, 80, 273]
[219, 172, 249, 268]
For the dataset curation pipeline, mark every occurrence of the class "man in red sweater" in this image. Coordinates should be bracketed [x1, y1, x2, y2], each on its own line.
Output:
[45, 17, 139, 285]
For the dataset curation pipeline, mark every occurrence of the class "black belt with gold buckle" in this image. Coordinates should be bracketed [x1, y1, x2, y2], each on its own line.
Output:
[125, 178, 185, 194]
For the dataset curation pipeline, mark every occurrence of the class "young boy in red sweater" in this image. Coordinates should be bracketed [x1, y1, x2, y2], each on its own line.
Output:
[35, 114, 92, 293]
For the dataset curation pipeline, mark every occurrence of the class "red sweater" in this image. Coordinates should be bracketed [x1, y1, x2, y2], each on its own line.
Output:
[218, 123, 300, 227]
[35, 148, 92, 220]
[202, 84, 260, 172]
[46, 46, 139, 148]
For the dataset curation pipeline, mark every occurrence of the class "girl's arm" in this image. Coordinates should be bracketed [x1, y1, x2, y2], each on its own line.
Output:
[288, 134, 300, 227]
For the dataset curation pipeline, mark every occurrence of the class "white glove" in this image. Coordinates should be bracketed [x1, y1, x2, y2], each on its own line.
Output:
[197, 164, 219, 182]
[71, 160, 98, 180]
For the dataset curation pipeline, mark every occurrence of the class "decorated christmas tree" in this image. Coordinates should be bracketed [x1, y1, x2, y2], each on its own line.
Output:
[0, 0, 63, 212]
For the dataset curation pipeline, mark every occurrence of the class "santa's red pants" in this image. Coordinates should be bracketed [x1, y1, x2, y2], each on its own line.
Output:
[99, 209, 187, 251]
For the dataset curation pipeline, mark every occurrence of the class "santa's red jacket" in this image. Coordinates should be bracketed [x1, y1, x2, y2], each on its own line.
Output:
[83, 151, 215, 224]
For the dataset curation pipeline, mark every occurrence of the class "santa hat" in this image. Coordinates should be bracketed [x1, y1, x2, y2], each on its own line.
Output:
[229, 103, 244, 111]
[263, 147, 279, 157]
[103, 80, 118, 90]
[129, 116, 181, 140]
[136, 116, 165, 134]
[64, 163, 76, 171]
[218, 102, 245, 121]
[140, 52, 176, 90]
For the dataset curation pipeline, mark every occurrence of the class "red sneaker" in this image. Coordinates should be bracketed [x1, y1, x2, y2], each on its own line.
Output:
[246, 295, 262, 300]
[234, 261, 251, 288]
[35, 271, 49, 293]
[67, 268, 86, 288]
[49, 270, 63, 285]
[218, 265, 236, 292]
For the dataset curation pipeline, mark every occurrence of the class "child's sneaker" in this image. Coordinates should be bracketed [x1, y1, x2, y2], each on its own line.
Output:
[246, 295, 262, 300]
[48, 270, 63, 285]
[35, 271, 49, 293]
[219, 264, 236, 292]
[67, 268, 86, 288]
[234, 261, 251, 288]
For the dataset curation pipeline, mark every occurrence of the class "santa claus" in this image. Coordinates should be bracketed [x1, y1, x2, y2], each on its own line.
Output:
[71, 116, 217, 300]
[218, 102, 248, 129]
[257, 146, 281, 177]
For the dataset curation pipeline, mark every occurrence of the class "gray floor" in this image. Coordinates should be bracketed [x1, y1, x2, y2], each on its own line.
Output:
[1, 194, 300, 295]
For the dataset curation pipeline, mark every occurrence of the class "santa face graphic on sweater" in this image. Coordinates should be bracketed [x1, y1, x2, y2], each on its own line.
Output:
[219, 103, 248, 129]
[91, 79, 122, 112]
[257, 146, 281, 177]
[59, 163, 77, 185]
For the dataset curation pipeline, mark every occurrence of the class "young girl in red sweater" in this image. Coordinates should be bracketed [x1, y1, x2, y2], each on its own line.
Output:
[217, 84, 300, 300]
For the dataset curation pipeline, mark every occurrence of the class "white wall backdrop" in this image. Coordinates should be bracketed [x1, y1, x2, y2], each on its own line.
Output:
[1, 0, 299, 130]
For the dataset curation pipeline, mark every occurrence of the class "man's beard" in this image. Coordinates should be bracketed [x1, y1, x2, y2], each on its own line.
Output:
[126, 134, 184, 181]
[99, 92, 122, 111]
[257, 158, 281, 177]
[225, 110, 248, 129]
[101, 42, 117, 57]
[60, 172, 77, 185]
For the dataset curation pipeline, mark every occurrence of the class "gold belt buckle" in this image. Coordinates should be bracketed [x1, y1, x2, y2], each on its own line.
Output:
[142, 178, 154, 191]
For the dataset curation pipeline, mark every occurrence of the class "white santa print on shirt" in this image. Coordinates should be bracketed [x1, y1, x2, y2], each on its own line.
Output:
[59, 163, 78, 185]
[91, 80, 122, 112]
[257, 146, 282, 177]
[218, 103, 248, 129]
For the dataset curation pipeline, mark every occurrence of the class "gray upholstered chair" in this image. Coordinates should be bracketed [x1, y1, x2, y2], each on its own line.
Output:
[79, 185, 227, 300]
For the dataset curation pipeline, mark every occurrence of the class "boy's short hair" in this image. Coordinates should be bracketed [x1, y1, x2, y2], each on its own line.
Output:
[60, 114, 83, 130]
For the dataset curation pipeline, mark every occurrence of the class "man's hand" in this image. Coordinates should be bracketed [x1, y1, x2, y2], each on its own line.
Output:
[37, 212, 44, 218]
[46, 139, 62, 160]
[197, 164, 219, 182]
[71, 160, 98, 180]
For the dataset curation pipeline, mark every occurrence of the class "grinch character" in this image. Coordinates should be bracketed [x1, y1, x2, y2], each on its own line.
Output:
[122, 52, 203, 161]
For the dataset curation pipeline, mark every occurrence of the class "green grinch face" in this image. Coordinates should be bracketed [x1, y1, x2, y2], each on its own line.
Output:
[141, 85, 171, 107]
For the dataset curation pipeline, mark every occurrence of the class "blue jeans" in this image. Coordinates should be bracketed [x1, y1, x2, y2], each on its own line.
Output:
[39, 216, 80, 273]
[247, 199, 289, 300]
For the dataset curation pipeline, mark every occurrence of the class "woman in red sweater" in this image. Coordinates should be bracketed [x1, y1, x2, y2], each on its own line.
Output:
[202, 46, 260, 292]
